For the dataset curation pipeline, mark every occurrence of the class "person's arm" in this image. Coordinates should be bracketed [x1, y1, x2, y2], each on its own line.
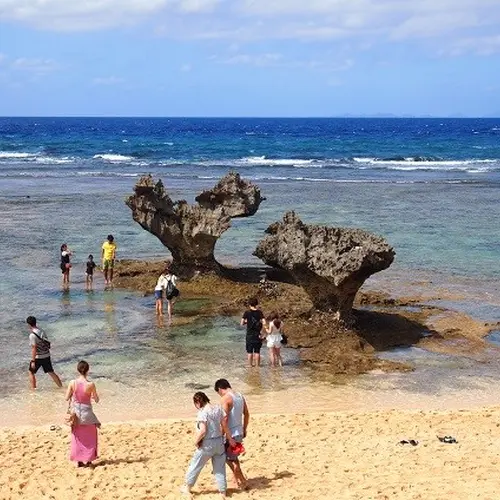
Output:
[242, 398, 250, 438]
[65, 381, 74, 402]
[101, 244, 105, 261]
[240, 311, 247, 327]
[112, 244, 116, 260]
[90, 382, 99, 403]
[221, 396, 236, 446]
[29, 334, 37, 365]
[194, 421, 207, 447]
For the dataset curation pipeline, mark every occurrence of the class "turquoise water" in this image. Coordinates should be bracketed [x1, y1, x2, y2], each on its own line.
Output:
[1, 118, 499, 425]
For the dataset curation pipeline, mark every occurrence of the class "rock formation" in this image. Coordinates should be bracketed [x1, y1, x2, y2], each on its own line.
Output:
[126, 172, 264, 275]
[254, 211, 395, 320]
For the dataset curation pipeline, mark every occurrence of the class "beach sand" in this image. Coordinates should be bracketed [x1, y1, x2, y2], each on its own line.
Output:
[2, 407, 500, 499]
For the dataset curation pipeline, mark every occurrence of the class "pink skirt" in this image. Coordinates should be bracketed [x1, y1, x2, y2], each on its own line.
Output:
[70, 424, 98, 463]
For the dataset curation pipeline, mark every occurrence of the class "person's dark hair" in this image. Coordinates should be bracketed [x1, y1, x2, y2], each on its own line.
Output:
[88, 254, 94, 260]
[60, 243, 67, 252]
[274, 318, 282, 329]
[26, 316, 37, 327]
[193, 391, 210, 407]
[77, 360, 90, 375]
[267, 311, 278, 322]
[107, 234, 114, 242]
[248, 297, 259, 307]
[214, 378, 231, 392]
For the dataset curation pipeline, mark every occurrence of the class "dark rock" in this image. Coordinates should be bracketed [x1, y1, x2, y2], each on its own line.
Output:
[126, 172, 263, 276]
[195, 171, 265, 217]
[254, 211, 395, 320]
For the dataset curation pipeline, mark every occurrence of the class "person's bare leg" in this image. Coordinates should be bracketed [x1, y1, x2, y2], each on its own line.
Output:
[109, 265, 114, 284]
[255, 353, 261, 367]
[247, 353, 254, 367]
[29, 370, 36, 389]
[229, 460, 247, 489]
[103, 267, 108, 285]
[49, 372, 63, 388]
[276, 348, 283, 367]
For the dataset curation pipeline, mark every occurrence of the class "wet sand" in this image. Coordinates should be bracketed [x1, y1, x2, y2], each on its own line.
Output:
[2, 407, 500, 499]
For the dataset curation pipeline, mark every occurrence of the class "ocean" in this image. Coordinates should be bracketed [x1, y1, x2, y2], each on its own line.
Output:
[1, 117, 499, 426]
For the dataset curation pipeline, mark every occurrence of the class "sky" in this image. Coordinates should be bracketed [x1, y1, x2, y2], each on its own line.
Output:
[0, 0, 499, 117]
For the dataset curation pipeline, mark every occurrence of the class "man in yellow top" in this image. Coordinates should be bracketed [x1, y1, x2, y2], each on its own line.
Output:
[101, 234, 117, 285]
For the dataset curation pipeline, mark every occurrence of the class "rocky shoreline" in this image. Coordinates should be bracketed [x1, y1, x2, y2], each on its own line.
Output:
[114, 259, 499, 375]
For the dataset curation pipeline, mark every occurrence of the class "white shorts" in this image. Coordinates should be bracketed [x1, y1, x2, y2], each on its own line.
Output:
[267, 336, 282, 349]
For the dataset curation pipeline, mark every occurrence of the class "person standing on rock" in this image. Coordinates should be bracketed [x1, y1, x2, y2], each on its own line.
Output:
[241, 297, 265, 367]
[27, 316, 63, 390]
[101, 234, 117, 286]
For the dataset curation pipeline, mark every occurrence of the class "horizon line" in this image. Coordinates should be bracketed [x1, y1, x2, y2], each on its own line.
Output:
[0, 115, 499, 120]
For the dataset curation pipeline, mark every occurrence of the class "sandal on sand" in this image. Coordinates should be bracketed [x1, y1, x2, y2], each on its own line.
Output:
[438, 435, 457, 444]
[399, 439, 419, 446]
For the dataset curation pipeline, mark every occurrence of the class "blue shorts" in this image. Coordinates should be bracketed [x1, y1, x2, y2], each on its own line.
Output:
[154, 290, 163, 299]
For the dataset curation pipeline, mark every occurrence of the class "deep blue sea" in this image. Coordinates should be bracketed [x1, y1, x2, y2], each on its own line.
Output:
[1, 117, 499, 425]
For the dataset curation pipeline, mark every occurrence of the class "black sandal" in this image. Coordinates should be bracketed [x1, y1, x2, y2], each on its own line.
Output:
[438, 435, 457, 444]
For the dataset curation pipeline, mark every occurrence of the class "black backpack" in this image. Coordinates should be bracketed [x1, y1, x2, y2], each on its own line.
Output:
[32, 331, 51, 349]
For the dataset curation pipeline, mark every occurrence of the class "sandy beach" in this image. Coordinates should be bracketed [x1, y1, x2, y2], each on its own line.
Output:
[2, 406, 500, 500]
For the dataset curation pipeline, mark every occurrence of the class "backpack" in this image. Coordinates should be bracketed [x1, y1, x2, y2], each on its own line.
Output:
[32, 330, 51, 350]
[165, 278, 175, 296]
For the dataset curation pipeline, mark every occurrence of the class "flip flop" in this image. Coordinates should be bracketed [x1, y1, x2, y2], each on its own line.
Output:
[399, 439, 419, 446]
[438, 435, 457, 444]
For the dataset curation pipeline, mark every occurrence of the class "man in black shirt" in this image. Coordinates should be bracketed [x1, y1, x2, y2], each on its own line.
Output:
[241, 297, 265, 367]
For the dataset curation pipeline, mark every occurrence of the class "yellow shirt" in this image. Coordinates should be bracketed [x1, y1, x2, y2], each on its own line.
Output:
[102, 241, 116, 260]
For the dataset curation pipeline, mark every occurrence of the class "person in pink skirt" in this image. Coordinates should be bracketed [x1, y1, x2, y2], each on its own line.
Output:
[65, 360, 101, 467]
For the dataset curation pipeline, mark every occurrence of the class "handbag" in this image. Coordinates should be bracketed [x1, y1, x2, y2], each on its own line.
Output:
[64, 400, 79, 428]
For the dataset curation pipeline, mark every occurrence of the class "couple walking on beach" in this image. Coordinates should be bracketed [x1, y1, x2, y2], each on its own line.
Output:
[241, 297, 285, 367]
[182, 378, 250, 498]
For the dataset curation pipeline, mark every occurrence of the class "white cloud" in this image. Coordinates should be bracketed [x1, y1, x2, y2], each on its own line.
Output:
[11, 57, 59, 74]
[0, 0, 499, 58]
[443, 34, 500, 56]
[219, 53, 284, 67]
[212, 51, 354, 71]
[92, 76, 124, 86]
[0, 0, 220, 31]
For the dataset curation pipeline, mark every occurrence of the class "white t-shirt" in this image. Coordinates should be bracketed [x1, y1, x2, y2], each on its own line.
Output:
[154, 274, 167, 291]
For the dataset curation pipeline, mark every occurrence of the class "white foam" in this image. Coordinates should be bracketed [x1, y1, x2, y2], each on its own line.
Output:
[93, 153, 133, 162]
[237, 156, 315, 166]
[0, 151, 37, 159]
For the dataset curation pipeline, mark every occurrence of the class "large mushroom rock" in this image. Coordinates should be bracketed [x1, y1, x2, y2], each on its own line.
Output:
[126, 173, 263, 275]
[254, 211, 395, 320]
[195, 171, 264, 217]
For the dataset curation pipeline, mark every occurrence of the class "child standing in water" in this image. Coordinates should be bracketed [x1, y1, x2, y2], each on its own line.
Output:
[265, 313, 284, 367]
[85, 254, 96, 290]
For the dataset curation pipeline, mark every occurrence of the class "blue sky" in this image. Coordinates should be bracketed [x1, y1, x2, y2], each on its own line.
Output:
[0, 0, 499, 117]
